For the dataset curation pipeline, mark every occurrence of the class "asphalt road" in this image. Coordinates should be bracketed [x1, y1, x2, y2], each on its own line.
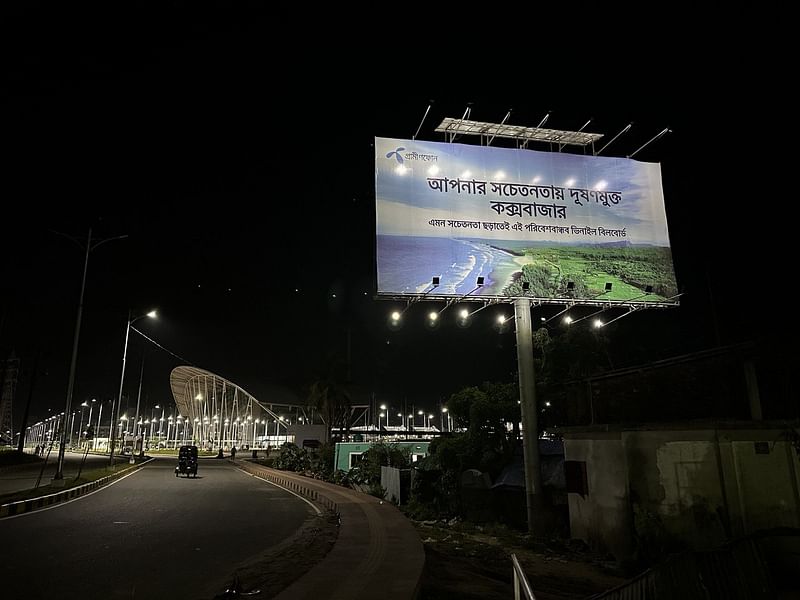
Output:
[1, 456, 315, 599]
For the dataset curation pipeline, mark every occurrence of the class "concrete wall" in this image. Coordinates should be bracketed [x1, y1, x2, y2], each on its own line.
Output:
[564, 432, 633, 559]
[564, 427, 800, 561]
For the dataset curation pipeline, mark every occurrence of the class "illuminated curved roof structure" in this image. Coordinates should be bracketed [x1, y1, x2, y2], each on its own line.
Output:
[170, 366, 264, 422]
[169, 366, 319, 448]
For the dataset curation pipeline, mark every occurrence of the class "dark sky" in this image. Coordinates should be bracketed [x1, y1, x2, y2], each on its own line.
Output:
[0, 7, 790, 428]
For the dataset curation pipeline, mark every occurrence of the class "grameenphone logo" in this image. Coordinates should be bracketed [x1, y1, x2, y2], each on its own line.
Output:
[384, 146, 439, 165]
[386, 147, 406, 164]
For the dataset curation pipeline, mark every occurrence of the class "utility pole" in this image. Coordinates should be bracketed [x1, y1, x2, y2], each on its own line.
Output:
[514, 298, 549, 534]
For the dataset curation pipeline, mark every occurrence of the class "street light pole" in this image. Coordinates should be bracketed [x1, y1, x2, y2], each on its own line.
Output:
[54, 229, 90, 481]
[53, 228, 128, 482]
[94, 400, 103, 451]
[109, 309, 156, 467]
[130, 354, 145, 462]
[77, 403, 87, 450]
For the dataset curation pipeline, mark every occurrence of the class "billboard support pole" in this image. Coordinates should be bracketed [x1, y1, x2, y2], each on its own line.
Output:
[514, 297, 549, 534]
[595, 122, 632, 156]
[412, 102, 433, 141]
[486, 109, 512, 146]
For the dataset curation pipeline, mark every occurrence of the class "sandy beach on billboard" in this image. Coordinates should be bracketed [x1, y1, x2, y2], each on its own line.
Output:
[513, 255, 536, 267]
[487, 254, 535, 293]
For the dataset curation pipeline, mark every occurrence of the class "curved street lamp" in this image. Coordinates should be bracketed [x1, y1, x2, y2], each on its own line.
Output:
[53, 228, 128, 482]
[108, 310, 156, 467]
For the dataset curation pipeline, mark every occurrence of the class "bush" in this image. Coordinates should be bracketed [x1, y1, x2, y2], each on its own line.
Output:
[274, 442, 310, 472]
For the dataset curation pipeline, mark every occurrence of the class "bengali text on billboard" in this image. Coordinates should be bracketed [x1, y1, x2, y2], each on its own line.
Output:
[375, 136, 678, 303]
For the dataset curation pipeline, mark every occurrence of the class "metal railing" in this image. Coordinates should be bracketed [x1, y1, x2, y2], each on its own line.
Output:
[511, 553, 537, 600]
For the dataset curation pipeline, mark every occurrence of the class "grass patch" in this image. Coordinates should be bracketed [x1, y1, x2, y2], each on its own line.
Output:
[0, 459, 141, 505]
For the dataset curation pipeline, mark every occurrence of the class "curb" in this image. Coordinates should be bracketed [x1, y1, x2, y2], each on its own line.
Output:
[0, 458, 153, 518]
[235, 461, 339, 515]
[236, 461, 424, 599]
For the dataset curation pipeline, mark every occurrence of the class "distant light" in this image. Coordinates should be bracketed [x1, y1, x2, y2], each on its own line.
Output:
[565, 178, 576, 187]
[379, 413, 385, 418]
[427, 165, 440, 175]
[428, 414, 434, 419]
[461, 170, 472, 179]
[331, 294, 336, 298]
[380, 404, 387, 410]
[494, 170, 506, 180]
[594, 180, 608, 190]
[460, 309, 469, 319]
[593, 319, 604, 328]
[545, 401, 551, 407]
[563, 316, 573, 324]
[395, 164, 408, 175]
[146, 310, 157, 318]
[498, 315, 508, 324]
[295, 288, 300, 292]
[429, 311, 438, 321]
[540, 317, 546, 322]
[195, 394, 202, 400]
[532, 175, 542, 184]
[442, 407, 448, 413]
[363, 291, 368, 296]
[391, 311, 401, 321]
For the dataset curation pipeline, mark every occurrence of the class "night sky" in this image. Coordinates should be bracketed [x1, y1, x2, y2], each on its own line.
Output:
[1, 8, 790, 429]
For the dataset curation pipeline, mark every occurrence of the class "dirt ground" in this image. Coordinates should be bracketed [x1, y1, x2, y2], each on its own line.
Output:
[412, 519, 627, 600]
[212, 511, 340, 599]
[211, 510, 625, 599]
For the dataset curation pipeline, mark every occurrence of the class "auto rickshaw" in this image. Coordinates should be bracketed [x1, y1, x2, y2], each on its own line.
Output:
[175, 444, 198, 477]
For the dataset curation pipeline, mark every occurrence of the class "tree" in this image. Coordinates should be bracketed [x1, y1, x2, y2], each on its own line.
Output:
[307, 377, 352, 442]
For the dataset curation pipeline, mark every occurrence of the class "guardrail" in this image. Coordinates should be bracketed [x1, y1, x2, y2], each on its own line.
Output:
[511, 553, 537, 600]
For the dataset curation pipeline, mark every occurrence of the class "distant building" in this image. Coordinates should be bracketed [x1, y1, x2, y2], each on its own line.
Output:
[334, 441, 430, 472]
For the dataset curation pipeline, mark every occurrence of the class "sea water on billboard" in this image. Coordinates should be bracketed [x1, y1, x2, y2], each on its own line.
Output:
[374, 136, 678, 303]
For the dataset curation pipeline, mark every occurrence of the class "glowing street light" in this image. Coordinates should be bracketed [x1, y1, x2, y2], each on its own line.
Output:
[109, 309, 157, 467]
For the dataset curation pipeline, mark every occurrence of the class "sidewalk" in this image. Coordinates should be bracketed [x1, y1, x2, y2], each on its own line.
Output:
[237, 462, 424, 600]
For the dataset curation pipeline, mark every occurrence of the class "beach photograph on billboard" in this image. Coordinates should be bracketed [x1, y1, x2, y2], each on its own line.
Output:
[375, 137, 678, 303]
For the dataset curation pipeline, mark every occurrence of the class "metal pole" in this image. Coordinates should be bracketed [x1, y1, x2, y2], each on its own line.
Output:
[94, 401, 103, 451]
[130, 353, 145, 463]
[514, 297, 547, 534]
[77, 407, 85, 451]
[109, 312, 131, 467]
[54, 228, 92, 481]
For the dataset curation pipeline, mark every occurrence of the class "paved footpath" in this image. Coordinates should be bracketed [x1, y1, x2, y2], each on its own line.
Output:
[237, 462, 425, 600]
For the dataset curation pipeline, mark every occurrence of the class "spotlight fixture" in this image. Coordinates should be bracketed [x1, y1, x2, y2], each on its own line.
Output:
[476, 276, 485, 286]
[522, 281, 530, 291]
[566, 281, 575, 290]
[432, 276, 440, 287]
[604, 282, 613, 291]
[645, 285, 653, 293]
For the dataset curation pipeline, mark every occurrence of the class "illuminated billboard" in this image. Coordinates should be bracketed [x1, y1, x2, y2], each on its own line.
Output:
[375, 137, 678, 304]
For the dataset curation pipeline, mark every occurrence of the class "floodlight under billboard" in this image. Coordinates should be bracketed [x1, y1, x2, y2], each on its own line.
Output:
[375, 137, 678, 307]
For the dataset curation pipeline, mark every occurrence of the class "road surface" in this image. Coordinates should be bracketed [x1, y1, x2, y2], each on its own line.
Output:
[1, 456, 314, 599]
